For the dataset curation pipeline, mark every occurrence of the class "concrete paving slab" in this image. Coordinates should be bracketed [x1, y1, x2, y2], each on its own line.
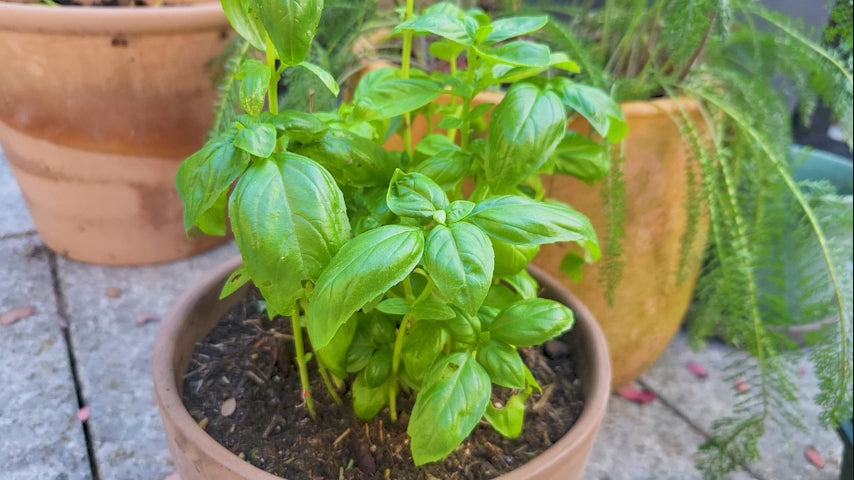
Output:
[58, 242, 238, 480]
[0, 236, 90, 480]
[0, 147, 37, 237]
[641, 333, 842, 479]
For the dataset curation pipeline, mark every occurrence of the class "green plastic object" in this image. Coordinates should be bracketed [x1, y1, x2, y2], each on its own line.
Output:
[791, 145, 853, 195]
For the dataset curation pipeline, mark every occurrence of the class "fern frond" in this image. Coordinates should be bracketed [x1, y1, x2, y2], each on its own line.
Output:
[209, 37, 250, 138]
[599, 151, 626, 304]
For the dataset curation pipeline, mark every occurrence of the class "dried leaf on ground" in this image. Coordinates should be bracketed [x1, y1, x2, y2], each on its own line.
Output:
[1, 306, 35, 326]
[617, 384, 656, 404]
[76, 405, 91, 422]
[105, 287, 121, 298]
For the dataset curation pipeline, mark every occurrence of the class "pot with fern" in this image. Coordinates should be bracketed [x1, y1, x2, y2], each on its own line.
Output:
[518, 0, 852, 476]
[153, 1, 616, 478]
[0, 0, 231, 264]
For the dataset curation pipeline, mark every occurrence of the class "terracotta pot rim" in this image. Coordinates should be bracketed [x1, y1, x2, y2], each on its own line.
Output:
[153, 256, 611, 479]
[0, 1, 227, 32]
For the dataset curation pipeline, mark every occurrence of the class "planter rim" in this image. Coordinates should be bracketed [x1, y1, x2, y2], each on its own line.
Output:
[0, 1, 227, 32]
[153, 255, 611, 479]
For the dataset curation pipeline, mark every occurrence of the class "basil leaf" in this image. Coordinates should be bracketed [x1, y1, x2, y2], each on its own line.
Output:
[365, 313, 397, 346]
[255, 0, 322, 66]
[476, 41, 551, 68]
[349, 186, 396, 235]
[489, 298, 575, 347]
[410, 299, 456, 320]
[476, 339, 525, 389]
[220, 0, 266, 51]
[501, 269, 539, 299]
[237, 59, 270, 117]
[559, 252, 586, 282]
[552, 78, 627, 144]
[402, 321, 446, 386]
[429, 39, 466, 62]
[352, 369, 388, 420]
[393, 11, 472, 45]
[290, 129, 396, 187]
[353, 77, 443, 121]
[408, 352, 491, 465]
[193, 189, 229, 236]
[465, 195, 600, 260]
[444, 200, 476, 223]
[376, 297, 411, 315]
[491, 237, 539, 277]
[424, 223, 494, 315]
[308, 225, 425, 349]
[229, 153, 351, 316]
[549, 131, 611, 184]
[297, 61, 340, 97]
[364, 348, 393, 387]
[234, 122, 277, 158]
[176, 132, 250, 234]
[315, 315, 357, 378]
[483, 392, 527, 439]
[414, 150, 470, 190]
[345, 324, 374, 373]
[483, 16, 548, 44]
[219, 265, 250, 300]
[387, 170, 449, 220]
[445, 307, 481, 344]
[485, 82, 566, 190]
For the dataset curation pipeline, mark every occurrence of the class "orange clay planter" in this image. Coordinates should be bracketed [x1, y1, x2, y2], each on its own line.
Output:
[153, 256, 611, 480]
[387, 91, 707, 389]
[0, 1, 230, 265]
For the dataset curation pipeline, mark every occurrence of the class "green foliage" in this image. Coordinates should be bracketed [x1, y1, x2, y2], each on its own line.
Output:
[518, 0, 854, 476]
[176, 0, 624, 467]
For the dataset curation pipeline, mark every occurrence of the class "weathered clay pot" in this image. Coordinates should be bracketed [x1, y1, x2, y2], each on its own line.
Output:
[153, 256, 611, 480]
[0, 1, 230, 265]
[536, 97, 708, 388]
[387, 90, 708, 388]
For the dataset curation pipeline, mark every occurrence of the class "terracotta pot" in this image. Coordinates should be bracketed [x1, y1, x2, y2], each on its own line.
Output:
[0, 1, 230, 265]
[536, 97, 708, 388]
[153, 256, 611, 480]
[386, 90, 708, 389]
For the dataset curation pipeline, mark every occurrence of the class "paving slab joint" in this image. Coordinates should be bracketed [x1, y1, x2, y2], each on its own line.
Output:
[48, 252, 103, 480]
[0, 230, 38, 241]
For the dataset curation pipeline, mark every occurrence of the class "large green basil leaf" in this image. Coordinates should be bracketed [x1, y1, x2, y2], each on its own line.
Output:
[352, 369, 388, 420]
[476, 339, 525, 389]
[551, 78, 627, 144]
[364, 348, 393, 387]
[424, 223, 494, 315]
[414, 149, 470, 190]
[176, 132, 250, 234]
[392, 11, 472, 45]
[387, 170, 449, 220]
[315, 315, 357, 378]
[465, 195, 600, 260]
[484, 82, 566, 190]
[353, 77, 443, 121]
[408, 352, 491, 465]
[549, 131, 611, 184]
[229, 153, 350, 316]
[234, 122, 277, 158]
[290, 129, 396, 187]
[259, 110, 327, 143]
[402, 321, 446, 387]
[476, 41, 551, 68]
[308, 225, 425, 349]
[237, 59, 270, 117]
[488, 298, 575, 347]
[220, 0, 266, 51]
[254, 0, 322, 66]
[483, 16, 548, 44]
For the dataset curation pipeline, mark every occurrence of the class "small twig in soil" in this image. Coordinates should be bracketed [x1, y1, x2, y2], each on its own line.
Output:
[261, 413, 284, 439]
[333, 427, 352, 447]
[245, 370, 267, 386]
[532, 384, 555, 413]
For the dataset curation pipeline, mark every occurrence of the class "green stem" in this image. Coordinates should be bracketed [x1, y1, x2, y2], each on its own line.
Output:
[317, 360, 343, 406]
[446, 55, 460, 141]
[265, 36, 280, 115]
[388, 313, 413, 422]
[400, 0, 415, 158]
[460, 48, 478, 152]
[291, 303, 316, 419]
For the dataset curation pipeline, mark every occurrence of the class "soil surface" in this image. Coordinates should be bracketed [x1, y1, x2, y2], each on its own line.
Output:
[181, 289, 585, 480]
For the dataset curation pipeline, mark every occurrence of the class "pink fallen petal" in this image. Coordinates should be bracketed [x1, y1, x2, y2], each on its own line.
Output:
[1, 306, 35, 326]
[135, 313, 160, 326]
[804, 447, 825, 469]
[735, 377, 749, 393]
[796, 366, 808, 375]
[76, 406, 91, 422]
[617, 384, 656, 404]
[163, 470, 181, 480]
[686, 361, 708, 379]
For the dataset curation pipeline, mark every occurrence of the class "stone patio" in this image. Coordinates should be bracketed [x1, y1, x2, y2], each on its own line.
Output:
[0, 149, 844, 479]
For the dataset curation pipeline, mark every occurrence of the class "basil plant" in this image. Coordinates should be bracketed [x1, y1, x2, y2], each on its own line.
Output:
[176, 0, 626, 466]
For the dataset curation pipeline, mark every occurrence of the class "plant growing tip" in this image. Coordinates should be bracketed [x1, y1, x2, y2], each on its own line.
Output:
[177, 0, 624, 467]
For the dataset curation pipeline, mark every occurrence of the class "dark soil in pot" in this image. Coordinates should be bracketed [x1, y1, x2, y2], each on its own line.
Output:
[180, 288, 586, 480]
